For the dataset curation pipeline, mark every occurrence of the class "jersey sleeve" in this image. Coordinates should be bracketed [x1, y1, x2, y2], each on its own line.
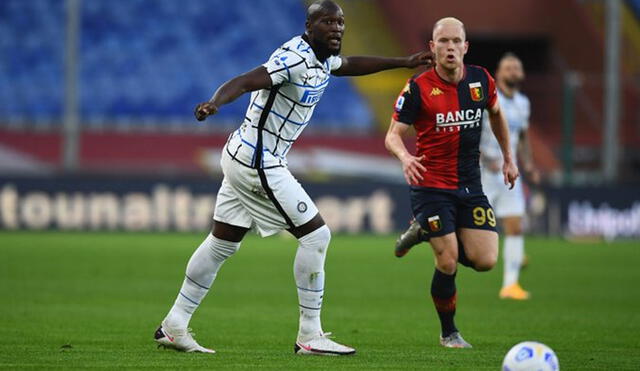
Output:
[263, 50, 307, 86]
[392, 79, 421, 125]
[483, 68, 498, 108]
[328, 55, 343, 72]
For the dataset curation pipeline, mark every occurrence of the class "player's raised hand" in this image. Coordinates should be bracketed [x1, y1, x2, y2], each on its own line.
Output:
[503, 160, 519, 189]
[405, 51, 434, 69]
[400, 154, 427, 185]
[194, 102, 218, 121]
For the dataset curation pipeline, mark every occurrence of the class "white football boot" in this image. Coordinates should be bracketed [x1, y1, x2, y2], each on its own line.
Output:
[294, 332, 356, 356]
[439, 332, 472, 348]
[154, 320, 215, 353]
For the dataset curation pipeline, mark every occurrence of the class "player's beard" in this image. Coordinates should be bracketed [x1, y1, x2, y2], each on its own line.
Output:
[323, 43, 341, 56]
[315, 37, 341, 57]
[504, 77, 523, 89]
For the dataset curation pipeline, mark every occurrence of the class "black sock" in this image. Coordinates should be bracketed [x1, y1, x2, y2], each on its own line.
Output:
[431, 268, 458, 337]
[457, 238, 475, 268]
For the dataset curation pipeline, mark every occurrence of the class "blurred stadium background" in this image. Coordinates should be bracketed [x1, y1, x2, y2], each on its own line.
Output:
[1, 0, 639, 238]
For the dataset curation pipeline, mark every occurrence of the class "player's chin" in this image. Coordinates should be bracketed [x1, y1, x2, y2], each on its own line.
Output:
[442, 61, 459, 70]
[329, 45, 341, 56]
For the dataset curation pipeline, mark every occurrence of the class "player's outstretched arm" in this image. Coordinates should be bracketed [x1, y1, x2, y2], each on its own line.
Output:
[332, 51, 433, 77]
[385, 118, 426, 185]
[487, 102, 519, 189]
[194, 66, 272, 121]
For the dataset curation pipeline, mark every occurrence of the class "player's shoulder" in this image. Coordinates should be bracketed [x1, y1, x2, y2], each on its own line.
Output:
[271, 36, 311, 63]
[406, 68, 437, 90]
[465, 64, 493, 80]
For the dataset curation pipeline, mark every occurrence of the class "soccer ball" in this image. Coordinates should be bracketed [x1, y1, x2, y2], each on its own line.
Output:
[502, 341, 559, 371]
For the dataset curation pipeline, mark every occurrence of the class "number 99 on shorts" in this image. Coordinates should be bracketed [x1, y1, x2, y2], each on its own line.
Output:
[472, 206, 497, 227]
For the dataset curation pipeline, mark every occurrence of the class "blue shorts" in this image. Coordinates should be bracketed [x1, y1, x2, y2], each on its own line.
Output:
[410, 186, 497, 238]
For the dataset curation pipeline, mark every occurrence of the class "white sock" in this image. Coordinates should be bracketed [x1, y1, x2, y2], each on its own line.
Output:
[502, 235, 524, 287]
[294, 225, 331, 340]
[164, 233, 240, 329]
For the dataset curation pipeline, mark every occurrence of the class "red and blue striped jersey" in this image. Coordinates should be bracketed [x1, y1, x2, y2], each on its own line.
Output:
[392, 65, 498, 190]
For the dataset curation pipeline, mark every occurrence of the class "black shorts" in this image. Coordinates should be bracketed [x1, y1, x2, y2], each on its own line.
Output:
[410, 186, 497, 238]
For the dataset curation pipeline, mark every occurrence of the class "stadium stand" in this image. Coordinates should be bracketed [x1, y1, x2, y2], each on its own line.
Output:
[629, 0, 640, 18]
[0, 0, 65, 123]
[0, 0, 373, 129]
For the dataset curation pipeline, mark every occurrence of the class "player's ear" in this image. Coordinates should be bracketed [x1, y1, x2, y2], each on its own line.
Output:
[463, 41, 469, 55]
[429, 40, 435, 54]
[305, 19, 311, 34]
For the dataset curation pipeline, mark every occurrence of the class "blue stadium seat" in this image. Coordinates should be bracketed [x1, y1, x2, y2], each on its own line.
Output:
[628, 0, 640, 19]
[0, 0, 373, 129]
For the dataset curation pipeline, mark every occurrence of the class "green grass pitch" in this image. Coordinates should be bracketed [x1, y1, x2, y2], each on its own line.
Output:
[1, 232, 639, 370]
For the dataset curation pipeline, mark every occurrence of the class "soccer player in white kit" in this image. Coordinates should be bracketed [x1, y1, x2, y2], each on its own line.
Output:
[153, 0, 433, 355]
[479, 53, 539, 300]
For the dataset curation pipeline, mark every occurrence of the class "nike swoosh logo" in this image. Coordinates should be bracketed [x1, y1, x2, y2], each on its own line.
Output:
[297, 342, 312, 351]
[163, 329, 175, 342]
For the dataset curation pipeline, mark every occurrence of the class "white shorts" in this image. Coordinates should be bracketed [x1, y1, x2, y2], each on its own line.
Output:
[213, 148, 318, 237]
[481, 167, 525, 218]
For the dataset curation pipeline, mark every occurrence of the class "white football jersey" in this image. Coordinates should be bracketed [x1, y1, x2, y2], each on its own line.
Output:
[224, 35, 342, 169]
[480, 89, 530, 161]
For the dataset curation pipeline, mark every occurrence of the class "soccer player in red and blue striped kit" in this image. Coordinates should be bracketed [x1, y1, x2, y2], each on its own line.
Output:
[385, 17, 519, 348]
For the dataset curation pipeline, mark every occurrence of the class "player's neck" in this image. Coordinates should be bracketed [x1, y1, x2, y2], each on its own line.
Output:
[302, 34, 330, 63]
[435, 64, 464, 85]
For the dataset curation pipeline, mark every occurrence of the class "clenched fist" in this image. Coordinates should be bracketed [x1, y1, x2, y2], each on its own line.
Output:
[194, 102, 218, 121]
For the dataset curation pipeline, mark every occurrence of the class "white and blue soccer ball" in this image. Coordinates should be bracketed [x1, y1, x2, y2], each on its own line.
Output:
[502, 341, 559, 371]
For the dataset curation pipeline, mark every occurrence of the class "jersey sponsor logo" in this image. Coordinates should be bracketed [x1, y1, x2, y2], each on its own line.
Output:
[427, 215, 442, 232]
[301, 88, 325, 104]
[435, 108, 482, 130]
[430, 87, 444, 96]
[469, 82, 484, 102]
[395, 95, 405, 112]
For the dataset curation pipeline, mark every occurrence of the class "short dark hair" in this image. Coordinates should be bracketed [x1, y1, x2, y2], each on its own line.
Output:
[498, 52, 521, 66]
[306, 0, 341, 22]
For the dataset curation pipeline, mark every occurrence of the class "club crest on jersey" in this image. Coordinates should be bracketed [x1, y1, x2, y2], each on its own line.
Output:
[427, 215, 442, 232]
[469, 82, 483, 101]
[301, 88, 325, 104]
[297, 201, 308, 213]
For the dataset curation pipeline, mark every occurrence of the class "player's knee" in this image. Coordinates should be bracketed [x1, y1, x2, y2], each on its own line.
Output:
[437, 258, 458, 275]
[506, 224, 523, 236]
[299, 224, 331, 255]
[209, 235, 241, 262]
[473, 253, 498, 272]
[503, 218, 523, 235]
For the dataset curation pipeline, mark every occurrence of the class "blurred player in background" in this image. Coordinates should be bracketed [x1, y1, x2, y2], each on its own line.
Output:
[480, 53, 539, 300]
[154, 0, 432, 356]
[385, 17, 518, 348]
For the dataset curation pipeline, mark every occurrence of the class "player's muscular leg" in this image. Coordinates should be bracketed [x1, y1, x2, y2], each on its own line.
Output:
[212, 220, 250, 242]
[501, 216, 523, 236]
[288, 213, 326, 239]
[289, 212, 331, 341]
[429, 233, 459, 274]
[457, 228, 498, 271]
